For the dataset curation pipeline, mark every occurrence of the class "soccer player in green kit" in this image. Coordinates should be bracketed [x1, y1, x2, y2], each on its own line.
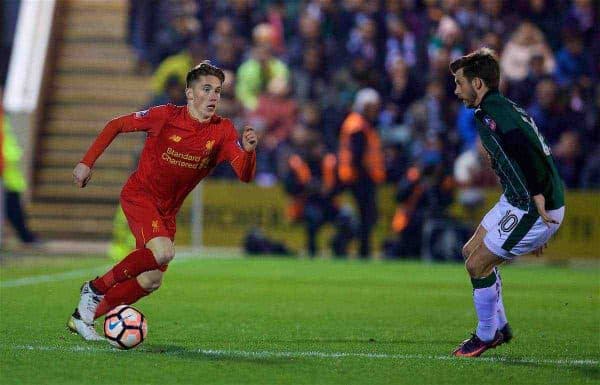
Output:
[449, 48, 565, 357]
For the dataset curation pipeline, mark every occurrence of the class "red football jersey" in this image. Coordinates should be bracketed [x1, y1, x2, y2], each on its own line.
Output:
[81, 104, 256, 216]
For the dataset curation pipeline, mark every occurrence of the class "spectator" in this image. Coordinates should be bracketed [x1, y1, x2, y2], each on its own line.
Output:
[150, 40, 206, 96]
[283, 133, 353, 257]
[291, 45, 328, 105]
[404, 78, 450, 138]
[211, 39, 241, 72]
[208, 17, 244, 58]
[500, 22, 555, 81]
[380, 57, 421, 131]
[337, 88, 386, 258]
[346, 17, 381, 70]
[428, 16, 464, 64]
[1, 101, 38, 246]
[525, 0, 562, 50]
[506, 53, 547, 106]
[554, 33, 591, 87]
[235, 36, 289, 111]
[147, 75, 186, 107]
[564, 0, 596, 42]
[249, 76, 298, 158]
[384, 15, 417, 70]
[286, 12, 323, 68]
[151, 1, 201, 65]
[527, 78, 561, 144]
[553, 131, 584, 188]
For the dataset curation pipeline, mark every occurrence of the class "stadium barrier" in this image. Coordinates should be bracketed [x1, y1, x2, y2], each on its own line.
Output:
[175, 181, 599, 260]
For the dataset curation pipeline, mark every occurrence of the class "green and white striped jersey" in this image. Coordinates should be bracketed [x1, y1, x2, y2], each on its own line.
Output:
[474, 91, 564, 212]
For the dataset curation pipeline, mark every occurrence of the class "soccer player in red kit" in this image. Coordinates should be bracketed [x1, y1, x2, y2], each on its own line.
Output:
[67, 61, 258, 340]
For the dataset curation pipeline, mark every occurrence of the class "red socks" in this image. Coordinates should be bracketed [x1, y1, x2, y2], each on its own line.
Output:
[94, 278, 150, 319]
[92, 248, 159, 294]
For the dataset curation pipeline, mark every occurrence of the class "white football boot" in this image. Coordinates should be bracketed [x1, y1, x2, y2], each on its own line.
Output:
[67, 310, 105, 341]
[76, 281, 104, 324]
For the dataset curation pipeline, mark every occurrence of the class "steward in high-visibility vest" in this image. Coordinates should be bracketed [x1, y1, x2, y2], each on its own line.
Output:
[1, 106, 26, 194]
[337, 88, 386, 258]
[388, 162, 455, 257]
[1, 105, 37, 244]
[284, 140, 353, 257]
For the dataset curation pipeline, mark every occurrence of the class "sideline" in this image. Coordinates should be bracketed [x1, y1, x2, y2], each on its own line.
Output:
[9, 344, 598, 367]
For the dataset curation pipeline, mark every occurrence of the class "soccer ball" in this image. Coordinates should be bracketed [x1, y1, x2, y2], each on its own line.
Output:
[103, 305, 148, 349]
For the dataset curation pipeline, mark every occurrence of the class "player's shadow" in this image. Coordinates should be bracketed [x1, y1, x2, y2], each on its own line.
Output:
[141, 344, 293, 365]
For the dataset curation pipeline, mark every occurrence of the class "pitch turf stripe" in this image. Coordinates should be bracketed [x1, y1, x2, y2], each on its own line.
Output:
[0, 251, 241, 288]
[0, 266, 111, 288]
[9, 345, 598, 367]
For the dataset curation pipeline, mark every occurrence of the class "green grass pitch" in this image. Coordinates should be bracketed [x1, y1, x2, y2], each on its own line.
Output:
[0, 255, 598, 385]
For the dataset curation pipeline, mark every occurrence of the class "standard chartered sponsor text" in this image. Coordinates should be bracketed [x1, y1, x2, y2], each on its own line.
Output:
[162, 147, 207, 169]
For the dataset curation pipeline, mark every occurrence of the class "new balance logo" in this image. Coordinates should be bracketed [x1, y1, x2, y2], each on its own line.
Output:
[169, 135, 182, 143]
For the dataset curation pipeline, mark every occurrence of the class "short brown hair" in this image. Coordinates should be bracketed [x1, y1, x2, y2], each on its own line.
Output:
[186, 60, 225, 88]
[449, 48, 500, 90]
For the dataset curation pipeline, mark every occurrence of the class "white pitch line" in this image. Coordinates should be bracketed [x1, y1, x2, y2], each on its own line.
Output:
[9, 345, 598, 367]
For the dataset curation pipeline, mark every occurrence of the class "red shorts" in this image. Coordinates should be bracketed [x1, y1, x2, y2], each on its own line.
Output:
[120, 192, 176, 249]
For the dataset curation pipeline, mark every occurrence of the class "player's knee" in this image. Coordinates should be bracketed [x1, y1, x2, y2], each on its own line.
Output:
[137, 270, 163, 292]
[465, 258, 482, 278]
[148, 243, 175, 265]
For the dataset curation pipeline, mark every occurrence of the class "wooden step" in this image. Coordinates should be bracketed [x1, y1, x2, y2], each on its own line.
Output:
[60, 11, 126, 40]
[61, 24, 125, 41]
[48, 105, 140, 121]
[58, 42, 134, 62]
[56, 54, 135, 73]
[54, 73, 148, 91]
[30, 217, 114, 237]
[64, 8, 127, 25]
[65, 0, 128, 13]
[41, 134, 143, 152]
[52, 85, 150, 106]
[37, 167, 131, 185]
[40, 151, 135, 169]
[34, 183, 122, 201]
[29, 202, 118, 219]
[45, 119, 112, 135]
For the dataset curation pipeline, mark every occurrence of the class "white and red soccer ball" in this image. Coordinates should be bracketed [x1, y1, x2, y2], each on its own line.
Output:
[103, 305, 147, 349]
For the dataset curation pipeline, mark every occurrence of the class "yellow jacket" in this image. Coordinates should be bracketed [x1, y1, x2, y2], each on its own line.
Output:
[151, 51, 192, 95]
[1, 113, 26, 192]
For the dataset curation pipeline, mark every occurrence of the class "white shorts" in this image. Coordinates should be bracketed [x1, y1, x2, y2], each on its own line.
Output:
[481, 195, 565, 259]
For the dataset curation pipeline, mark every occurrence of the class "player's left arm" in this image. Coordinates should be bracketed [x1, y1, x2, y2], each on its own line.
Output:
[217, 121, 257, 183]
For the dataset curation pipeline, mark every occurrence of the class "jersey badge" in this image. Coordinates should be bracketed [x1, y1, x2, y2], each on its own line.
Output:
[169, 135, 182, 143]
[483, 116, 496, 131]
[205, 140, 215, 151]
[152, 220, 159, 233]
[134, 109, 149, 119]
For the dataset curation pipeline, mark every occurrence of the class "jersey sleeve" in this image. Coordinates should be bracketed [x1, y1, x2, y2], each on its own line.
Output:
[216, 120, 256, 182]
[80, 105, 172, 167]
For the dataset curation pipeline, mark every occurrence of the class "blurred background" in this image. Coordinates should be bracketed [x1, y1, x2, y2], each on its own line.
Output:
[0, 0, 598, 261]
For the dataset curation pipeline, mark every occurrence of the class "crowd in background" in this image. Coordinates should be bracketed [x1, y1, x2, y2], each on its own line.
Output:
[130, 0, 599, 190]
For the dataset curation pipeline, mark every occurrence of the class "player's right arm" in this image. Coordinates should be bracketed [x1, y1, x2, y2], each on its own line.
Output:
[73, 105, 171, 188]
